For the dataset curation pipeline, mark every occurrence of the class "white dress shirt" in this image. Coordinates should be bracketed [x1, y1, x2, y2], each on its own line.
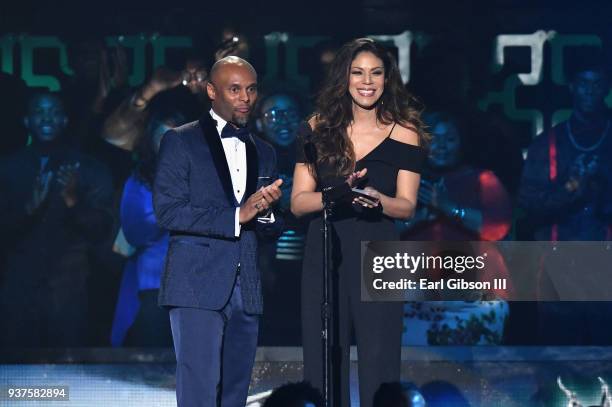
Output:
[210, 109, 247, 237]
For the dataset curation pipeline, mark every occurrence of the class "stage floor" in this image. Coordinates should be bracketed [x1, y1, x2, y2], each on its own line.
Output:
[2, 347, 612, 406]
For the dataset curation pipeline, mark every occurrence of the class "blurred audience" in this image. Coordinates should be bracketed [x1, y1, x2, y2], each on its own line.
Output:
[101, 48, 215, 153]
[519, 53, 612, 242]
[61, 39, 133, 346]
[253, 88, 306, 345]
[0, 72, 28, 156]
[255, 89, 304, 213]
[0, 92, 113, 347]
[519, 52, 612, 345]
[411, 38, 524, 196]
[399, 111, 512, 345]
[110, 98, 187, 346]
[62, 38, 133, 188]
[0, 29, 609, 352]
[101, 66, 182, 152]
[309, 39, 343, 96]
[400, 112, 512, 242]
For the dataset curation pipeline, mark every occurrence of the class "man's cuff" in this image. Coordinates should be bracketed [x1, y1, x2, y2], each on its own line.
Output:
[235, 208, 241, 237]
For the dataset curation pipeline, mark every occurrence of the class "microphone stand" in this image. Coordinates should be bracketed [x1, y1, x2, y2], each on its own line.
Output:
[322, 190, 335, 407]
[304, 141, 337, 407]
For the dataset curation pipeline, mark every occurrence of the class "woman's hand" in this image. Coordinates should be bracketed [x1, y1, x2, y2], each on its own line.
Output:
[418, 178, 453, 214]
[353, 186, 381, 208]
[346, 168, 367, 187]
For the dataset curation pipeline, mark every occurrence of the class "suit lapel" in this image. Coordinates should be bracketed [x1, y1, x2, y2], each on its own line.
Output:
[199, 114, 237, 205]
[244, 135, 258, 203]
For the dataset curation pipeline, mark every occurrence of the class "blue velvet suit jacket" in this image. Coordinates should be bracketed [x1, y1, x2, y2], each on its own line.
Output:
[153, 113, 282, 315]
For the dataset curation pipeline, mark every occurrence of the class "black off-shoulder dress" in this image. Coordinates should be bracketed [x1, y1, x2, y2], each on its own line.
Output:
[296, 123, 426, 407]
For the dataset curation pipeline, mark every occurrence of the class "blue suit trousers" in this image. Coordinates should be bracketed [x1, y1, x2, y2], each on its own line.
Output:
[169, 276, 259, 407]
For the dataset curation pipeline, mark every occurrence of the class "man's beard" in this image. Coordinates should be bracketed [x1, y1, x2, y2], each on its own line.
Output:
[232, 114, 249, 127]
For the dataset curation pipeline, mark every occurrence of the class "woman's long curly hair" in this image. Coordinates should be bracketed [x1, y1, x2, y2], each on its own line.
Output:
[310, 38, 427, 176]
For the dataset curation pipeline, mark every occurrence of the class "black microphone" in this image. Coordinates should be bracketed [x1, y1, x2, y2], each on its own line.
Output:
[302, 129, 351, 206]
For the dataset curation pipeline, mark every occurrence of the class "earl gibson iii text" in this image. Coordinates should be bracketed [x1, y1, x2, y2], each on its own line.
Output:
[362, 243, 508, 301]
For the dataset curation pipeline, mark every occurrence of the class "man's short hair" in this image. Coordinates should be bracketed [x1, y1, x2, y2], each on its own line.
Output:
[565, 48, 611, 81]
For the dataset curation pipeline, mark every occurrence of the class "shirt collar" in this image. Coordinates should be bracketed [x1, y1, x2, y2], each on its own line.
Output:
[209, 109, 228, 137]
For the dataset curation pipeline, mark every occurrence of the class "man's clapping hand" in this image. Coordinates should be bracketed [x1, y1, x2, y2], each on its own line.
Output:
[25, 172, 53, 215]
[57, 162, 80, 208]
[239, 179, 283, 224]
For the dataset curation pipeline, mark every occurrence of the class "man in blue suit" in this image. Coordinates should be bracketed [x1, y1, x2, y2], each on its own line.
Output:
[153, 56, 284, 406]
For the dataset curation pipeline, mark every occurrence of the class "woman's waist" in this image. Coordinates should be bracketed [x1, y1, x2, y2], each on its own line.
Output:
[307, 207, 394, 223]
[305, 212, 397, 238]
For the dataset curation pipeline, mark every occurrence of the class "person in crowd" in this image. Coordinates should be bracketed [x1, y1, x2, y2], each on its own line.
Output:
[102, 30, 251, 156]
[59, 39, 134, 346]
[102, 25, 256, 156]
[0, 92, 113, 347]
[518, 51, 612, 405]
[519, 53, 612, 346]
[262, 381, 324, 407]
[291, 38, 427, 407]
[180, 56, 210, 97]
[110, 99, 187, 346]
[519, 54, 612, 243]
[213, 26, 251, 61]
[254, 89, 307, 344]
[256, 90, 303, 190]
[153, 56, 284, 406]
[411, 38, 524, 196]
[101, 65, 189, 153]
[399, 111, 512, 345]
[373, 382, 426, 407]
[61, 38, 133, 188]
[64, 38, 129, 118]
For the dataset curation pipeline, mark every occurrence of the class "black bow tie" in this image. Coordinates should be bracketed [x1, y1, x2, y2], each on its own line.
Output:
[220, 123, 250, 143]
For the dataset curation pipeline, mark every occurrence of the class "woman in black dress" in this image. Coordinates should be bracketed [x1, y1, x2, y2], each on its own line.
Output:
[290, 38, 427, 406]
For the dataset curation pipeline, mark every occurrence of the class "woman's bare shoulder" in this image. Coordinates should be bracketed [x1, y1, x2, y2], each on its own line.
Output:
[391, 123, 419, 146]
